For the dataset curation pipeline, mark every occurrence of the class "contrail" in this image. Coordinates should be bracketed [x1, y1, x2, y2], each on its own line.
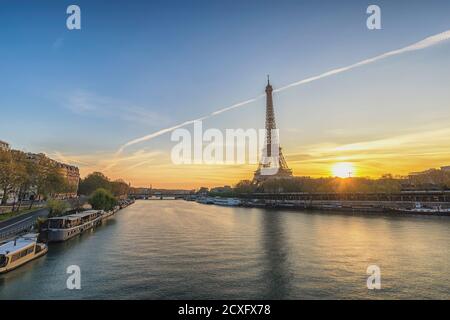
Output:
[116, 30, 450, 154]
[115, 96, 263, 155]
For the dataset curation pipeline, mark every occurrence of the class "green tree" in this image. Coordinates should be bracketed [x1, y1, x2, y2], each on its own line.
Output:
[88, 188, 117, 211]
[47, 199, 69, 217]
[0, 149, 16, 205]
[14, 153, 37, 211]
[196, 187, 209, 195]
[234, 180, 256, 194]
[78, 172, 111, 196]
[30, 163, 66, 200]
[111, 179, 130, 198]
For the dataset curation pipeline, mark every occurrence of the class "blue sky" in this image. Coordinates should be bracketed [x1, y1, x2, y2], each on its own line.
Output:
[1, 0, 450, 187]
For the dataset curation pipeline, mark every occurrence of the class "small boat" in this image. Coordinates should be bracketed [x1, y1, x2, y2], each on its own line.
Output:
[0, 233, 48, 274]
[101, 209, 114, 220]
[196, 197, 215, 204]
[213, 197, 241, 206]
[242, 199, 266, 207]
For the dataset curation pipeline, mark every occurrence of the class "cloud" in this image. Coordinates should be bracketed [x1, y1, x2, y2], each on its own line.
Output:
[60, 90, 169, 126]
[48, 148, 165, 180]
[286, 126, 450, 167]
[115, 29, 450, 154]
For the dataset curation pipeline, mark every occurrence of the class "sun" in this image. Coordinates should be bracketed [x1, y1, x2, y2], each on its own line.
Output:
[332, 162, 355, 178]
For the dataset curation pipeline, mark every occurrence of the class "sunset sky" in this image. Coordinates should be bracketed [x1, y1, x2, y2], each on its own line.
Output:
[1, 0, 450, 188]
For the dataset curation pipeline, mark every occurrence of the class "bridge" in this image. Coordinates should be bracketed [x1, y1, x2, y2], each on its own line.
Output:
[129, 189, 194, 200]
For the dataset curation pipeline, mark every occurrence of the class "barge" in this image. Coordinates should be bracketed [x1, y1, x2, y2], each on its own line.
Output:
[0, 233, 48, 274]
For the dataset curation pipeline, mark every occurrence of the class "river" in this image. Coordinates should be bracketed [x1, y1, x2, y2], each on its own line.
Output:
[1, 200, 449, 299]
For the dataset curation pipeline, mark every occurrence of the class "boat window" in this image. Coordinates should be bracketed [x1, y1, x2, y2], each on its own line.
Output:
[49, 219, 64, 228]
[11, 252, 21, 262]
[10, 248, 33, 262]
[0, 255, 8, 268]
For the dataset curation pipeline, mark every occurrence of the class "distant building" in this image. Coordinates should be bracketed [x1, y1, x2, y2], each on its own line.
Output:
[26, 152, 80, 198]
[0, 142, 80, 202]
[0, 140, 10, 151]
[441, 166, 450, 172]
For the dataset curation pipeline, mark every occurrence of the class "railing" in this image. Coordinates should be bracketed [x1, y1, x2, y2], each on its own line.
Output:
[0, 209, 49, 242]
[0, 217, 36, 242]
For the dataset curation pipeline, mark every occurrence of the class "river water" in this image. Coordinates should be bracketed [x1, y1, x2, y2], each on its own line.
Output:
[1, 200, 449, 299]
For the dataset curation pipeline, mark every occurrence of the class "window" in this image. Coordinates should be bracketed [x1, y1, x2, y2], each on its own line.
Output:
[0, 255, 8, 268]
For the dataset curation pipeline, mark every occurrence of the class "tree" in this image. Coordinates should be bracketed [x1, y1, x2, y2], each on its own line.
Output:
[31, 157, 66, 201]
[0, 149, 16, 205]
[196, 187, 209, 195]
[14, 153, 36, 211]
[88, 188, 117, 211]
[234, 180, 256, 194]
[44, 168, 66, 197]
[78, 172, 111, 196]
[47, 199, 69, 217]
[111, 179, 130, 198]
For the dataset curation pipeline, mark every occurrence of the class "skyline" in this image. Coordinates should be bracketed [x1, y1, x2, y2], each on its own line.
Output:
[2, 0, 450, 188]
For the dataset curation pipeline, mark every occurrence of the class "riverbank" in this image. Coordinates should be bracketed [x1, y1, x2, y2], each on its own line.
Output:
[188, 195, 450, 217]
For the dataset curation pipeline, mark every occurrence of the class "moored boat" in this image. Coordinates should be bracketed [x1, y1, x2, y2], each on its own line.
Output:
[44, 210, 103, 242]
[196, 197, 215, 204]
[212, 197, 241, 206]
[0, 233, 48, 274]
[392, 202, 450, 215]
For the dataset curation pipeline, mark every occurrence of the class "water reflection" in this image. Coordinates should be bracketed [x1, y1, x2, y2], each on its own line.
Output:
[260, 210, 293, 299]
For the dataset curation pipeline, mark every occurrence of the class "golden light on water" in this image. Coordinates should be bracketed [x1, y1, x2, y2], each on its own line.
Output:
[332, 162, 355, 178]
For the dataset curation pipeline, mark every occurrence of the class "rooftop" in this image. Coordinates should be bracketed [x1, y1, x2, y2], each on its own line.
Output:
[47, 210, 102, 220]
[0, 234, 37, 255]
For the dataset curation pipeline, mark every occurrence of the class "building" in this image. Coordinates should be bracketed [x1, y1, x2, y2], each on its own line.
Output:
[253, 77, 293, 183]
[0, 140, 10, 151]
[26, 152, 80, 198]
[0, 143, 80, 203]
[441, 166, 450, 172]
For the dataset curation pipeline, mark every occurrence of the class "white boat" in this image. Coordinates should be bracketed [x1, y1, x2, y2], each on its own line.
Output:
[44, 210, 103, 242]
[196, 197, 215, 204]
[0, 233, 48, 274]
[213, 197, 241, 206]
[101, 209, 115, 220]
[395, 203, 450, 214]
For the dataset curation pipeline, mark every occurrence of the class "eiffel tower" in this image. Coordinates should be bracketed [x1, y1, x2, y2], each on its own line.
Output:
[253, 76, 293, 183]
